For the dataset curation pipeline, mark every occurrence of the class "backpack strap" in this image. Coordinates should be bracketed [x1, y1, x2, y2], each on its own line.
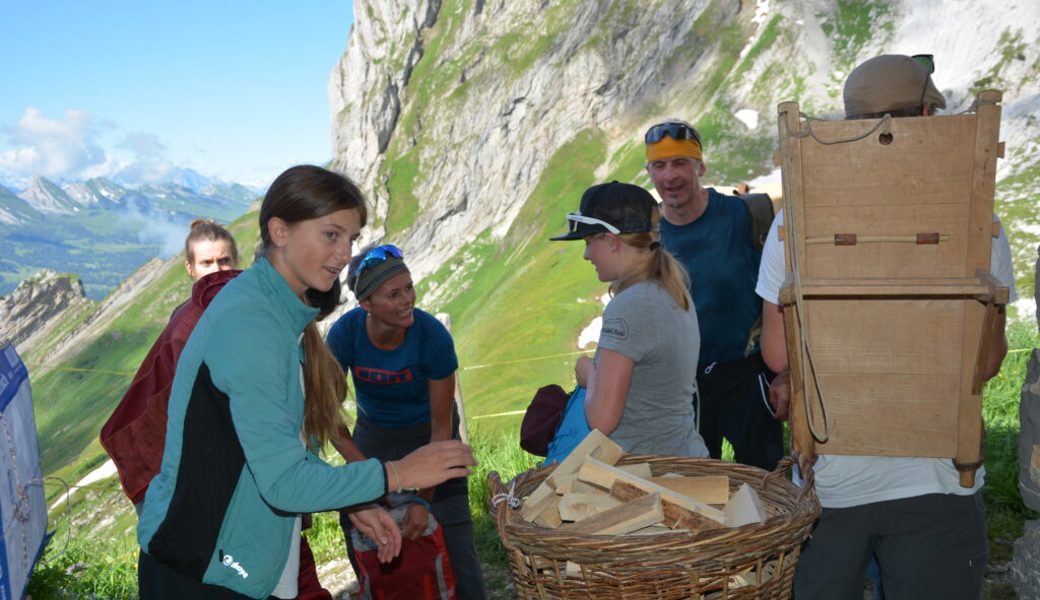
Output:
[738, 193, 775, 251]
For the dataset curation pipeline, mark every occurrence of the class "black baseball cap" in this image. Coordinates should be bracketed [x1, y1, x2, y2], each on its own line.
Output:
[550, 181, 656, 241]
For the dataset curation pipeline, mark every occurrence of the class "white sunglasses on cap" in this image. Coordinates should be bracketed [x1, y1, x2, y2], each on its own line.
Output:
[565, 212, 620, 235]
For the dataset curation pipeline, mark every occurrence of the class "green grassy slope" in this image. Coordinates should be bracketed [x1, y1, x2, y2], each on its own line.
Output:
[422, 130, 609, 437]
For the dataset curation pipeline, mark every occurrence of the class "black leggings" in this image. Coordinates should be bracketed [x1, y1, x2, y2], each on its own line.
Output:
[696, 352, 783, 470]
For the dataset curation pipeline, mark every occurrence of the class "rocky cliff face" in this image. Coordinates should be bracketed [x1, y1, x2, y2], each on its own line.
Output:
[42, 257, 174, 369]
[330, 0, 764, 281]
[0, 270, 90, 354]
[328, 0, 1040, 312]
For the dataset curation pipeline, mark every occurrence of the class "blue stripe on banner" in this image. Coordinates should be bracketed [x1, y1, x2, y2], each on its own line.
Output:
[0, 344, 28, 413]
[0, 506, 10, 600]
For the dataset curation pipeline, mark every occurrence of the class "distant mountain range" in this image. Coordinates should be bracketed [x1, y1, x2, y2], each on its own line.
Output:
[0, 175, 259, 298]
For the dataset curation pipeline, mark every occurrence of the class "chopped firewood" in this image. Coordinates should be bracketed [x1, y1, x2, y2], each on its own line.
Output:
[547, 429, 624, 487]
[615, 462, 652, 479]
[519, 479, 558, 521]
[724, 483, 767, 527]
[648, 475, 730, 505]
[552, 473, 577, 494]
[565, 561, 583, 578]
[532, 494, 562, 528]
[558, 492, 663, 535]
[558, 492, 622, 522]
[554, 473, 606, 495]
[629, 523, 684, 535]
[521, 429, 622, 521]
[577, 457, 726, 524]
[610, 480, 725, 532]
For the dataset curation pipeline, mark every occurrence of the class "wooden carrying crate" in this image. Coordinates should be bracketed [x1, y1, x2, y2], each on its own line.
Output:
[488, 456, 819, 599]
[775, 91, 1009, 486]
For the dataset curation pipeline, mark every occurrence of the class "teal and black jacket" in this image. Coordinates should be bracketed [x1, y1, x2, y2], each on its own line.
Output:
[137, 257, 387, 598]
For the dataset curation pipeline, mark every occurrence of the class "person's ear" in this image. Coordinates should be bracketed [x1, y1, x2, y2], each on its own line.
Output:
[359, 296, 372, 311]
[268, 217, 291, 248]
[697, 160, 707, 177]
[184, 260, 195, 279]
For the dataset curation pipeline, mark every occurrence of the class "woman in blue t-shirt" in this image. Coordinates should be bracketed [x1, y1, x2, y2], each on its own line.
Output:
[325, 244, 487, 600]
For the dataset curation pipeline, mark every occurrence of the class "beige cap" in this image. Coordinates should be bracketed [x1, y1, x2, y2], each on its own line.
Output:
[843, 55, 947, 117]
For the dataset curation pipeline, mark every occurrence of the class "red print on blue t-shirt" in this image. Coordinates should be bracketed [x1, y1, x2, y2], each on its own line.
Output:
[354, 366, 414, 385]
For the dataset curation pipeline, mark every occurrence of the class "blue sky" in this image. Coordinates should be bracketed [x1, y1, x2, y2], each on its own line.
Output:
[0, 1, 354, 189]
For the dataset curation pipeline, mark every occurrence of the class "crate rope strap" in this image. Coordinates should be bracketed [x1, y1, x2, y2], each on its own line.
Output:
[790, 111, 891, 145]
[780, 111, 832, 444]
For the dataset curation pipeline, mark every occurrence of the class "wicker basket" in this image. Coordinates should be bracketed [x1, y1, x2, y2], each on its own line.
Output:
[488, 455, 820, 599]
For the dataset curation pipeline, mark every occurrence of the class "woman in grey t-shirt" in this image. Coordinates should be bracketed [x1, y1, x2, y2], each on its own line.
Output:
[551, 181, 708, 457]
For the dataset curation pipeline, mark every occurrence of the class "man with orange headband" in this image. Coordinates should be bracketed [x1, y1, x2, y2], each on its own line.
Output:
[645, 120, 783, 472]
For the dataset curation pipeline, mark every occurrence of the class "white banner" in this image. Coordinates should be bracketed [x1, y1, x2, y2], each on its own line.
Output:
[0, 343, 47, 600]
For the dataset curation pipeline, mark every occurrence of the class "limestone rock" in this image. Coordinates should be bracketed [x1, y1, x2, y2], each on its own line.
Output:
[1011, 519, 1040, 600]
[1023, 350, 1040, 511]
[326, 0, 759, 306]
[0, 270, 88, 353]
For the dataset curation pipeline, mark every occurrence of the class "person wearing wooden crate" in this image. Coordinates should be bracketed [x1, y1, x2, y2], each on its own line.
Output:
[756, 54, 1016, 599]
[644, 120, 784, 471]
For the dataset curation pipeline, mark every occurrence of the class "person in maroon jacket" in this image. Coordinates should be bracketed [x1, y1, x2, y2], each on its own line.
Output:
[101, 221, 334, 600]
[101, 221, 240, 505]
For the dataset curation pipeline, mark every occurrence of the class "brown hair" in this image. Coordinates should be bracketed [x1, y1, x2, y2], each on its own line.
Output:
[185, 219, 239, 265]
[610, 207, 692, 311]
[259, 165, 369, 450]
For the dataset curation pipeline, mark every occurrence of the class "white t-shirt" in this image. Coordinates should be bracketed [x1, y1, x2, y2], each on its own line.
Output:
[756, 209, 1017, 508]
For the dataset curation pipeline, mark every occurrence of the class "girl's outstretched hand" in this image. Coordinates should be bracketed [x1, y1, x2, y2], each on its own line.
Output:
[391, 440, 476, 491]
[346, 504, 402, 563]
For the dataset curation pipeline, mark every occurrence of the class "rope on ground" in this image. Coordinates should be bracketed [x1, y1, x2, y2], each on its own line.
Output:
[39, 476, 73, 558]
[460, 349, 594, 372]
[34, 365, 135, 376]
[471, 410, 526, 420]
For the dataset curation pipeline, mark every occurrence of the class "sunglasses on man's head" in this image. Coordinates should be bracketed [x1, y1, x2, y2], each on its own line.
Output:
[911, 54, 936, 110]
[355, 244, 404, 279]
[912, 54, 935, 75]
[644, 122, 702, 146]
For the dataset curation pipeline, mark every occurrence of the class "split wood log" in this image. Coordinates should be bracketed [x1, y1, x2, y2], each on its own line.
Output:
[615, 462, 652, 479]
[520, 429, 623, 521]
[531, 494, 562, 529]
[577, 457, 726, 524]
[649, 475, 730, 505]
[557, 492, 663, 535]
[610, 480, 725, 532]
[558, 492, 622, 522]
[724, 483, 767, 527]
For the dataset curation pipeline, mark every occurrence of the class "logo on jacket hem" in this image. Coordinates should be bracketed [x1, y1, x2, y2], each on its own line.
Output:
[220, 551, 249, 579]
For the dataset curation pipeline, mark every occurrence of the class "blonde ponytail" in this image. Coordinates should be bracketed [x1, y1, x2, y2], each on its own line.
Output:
[610, 208, 692, 311]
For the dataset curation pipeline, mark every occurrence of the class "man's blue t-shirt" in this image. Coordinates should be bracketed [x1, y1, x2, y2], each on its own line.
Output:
[660, 188, 763, 364]
[325, 307, 458, 428]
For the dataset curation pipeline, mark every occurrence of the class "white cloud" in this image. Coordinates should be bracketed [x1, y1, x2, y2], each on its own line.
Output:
[0, 107, 108, 178]
[113, 131, 182, 184]
[121, 131, 168, 160]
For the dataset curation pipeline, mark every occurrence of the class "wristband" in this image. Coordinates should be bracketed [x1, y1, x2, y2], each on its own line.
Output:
[385, 461, 403, 494]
